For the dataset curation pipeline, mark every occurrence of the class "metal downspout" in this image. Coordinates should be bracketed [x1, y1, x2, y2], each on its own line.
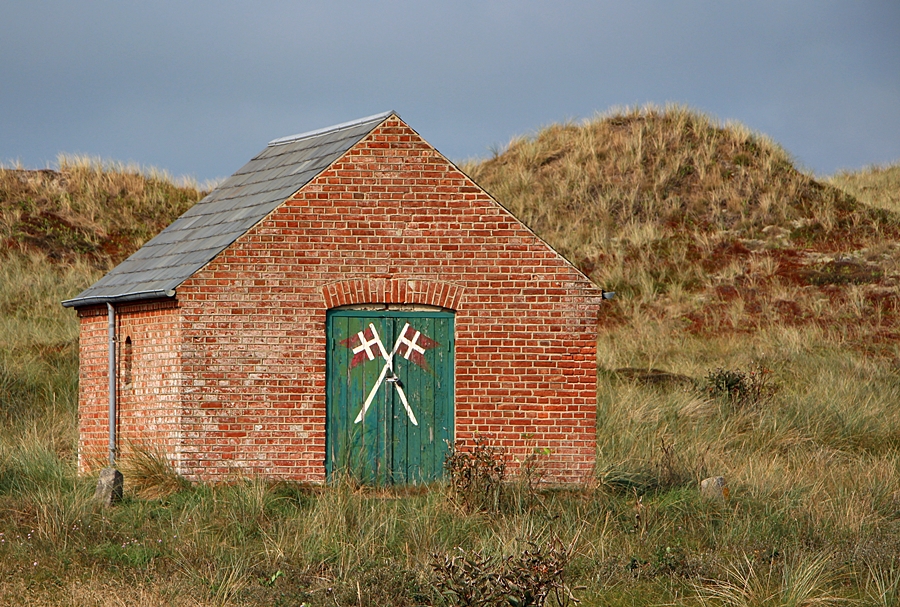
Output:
[107, 302, 116, 467]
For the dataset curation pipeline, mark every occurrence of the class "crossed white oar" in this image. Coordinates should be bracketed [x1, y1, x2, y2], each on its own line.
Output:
[353, 323, 419, 426]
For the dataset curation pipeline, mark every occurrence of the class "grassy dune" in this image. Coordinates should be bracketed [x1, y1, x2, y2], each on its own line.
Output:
[828, 163, 900, 214]
[2, 113, 900, 606]
[464, 105, 900, 347]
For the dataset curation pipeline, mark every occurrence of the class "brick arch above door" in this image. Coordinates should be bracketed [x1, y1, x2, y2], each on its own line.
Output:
[322, 279, 464, 310]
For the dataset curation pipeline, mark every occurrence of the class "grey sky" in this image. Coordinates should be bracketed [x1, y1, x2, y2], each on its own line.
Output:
[2, 2, 898, 183]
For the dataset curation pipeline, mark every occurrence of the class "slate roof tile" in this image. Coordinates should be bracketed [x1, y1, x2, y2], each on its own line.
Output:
[63, 111, 393, 307]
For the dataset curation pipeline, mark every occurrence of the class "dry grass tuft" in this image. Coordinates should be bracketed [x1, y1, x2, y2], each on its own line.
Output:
[695, 552, 844, 607]
[119, 444, 191, 500]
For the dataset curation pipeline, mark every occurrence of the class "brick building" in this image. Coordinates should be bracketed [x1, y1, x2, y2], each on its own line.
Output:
[64, 112, 602, 484]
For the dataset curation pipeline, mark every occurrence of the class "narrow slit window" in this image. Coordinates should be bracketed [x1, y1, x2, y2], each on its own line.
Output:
[123, 336, 133, 386]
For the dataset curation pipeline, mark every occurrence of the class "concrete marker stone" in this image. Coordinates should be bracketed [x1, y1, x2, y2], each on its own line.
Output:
[94, 467, 123, 507]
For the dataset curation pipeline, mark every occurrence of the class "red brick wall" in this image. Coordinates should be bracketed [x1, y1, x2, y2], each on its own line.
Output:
[76, 301, 182, 473]
[170, 117, 601, 483]
[76, 308, 109, 472]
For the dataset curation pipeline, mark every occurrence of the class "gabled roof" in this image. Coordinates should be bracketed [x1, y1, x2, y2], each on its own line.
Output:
[63, 111, 394, 308]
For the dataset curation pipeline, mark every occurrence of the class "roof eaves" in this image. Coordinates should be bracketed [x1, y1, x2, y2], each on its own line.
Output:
[61, 288, 177, 308]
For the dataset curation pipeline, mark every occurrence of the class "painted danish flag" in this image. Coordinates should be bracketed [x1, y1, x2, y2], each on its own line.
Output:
[341, 321, 440, 427]
[341, 324, 389, 369]
[395, 324, 439, 371]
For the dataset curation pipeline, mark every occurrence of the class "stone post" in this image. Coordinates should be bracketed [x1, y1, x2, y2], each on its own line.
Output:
[94, 467, 124, 507]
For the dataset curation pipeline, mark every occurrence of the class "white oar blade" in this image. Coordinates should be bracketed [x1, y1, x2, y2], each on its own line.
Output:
[395, 383, 418, 426]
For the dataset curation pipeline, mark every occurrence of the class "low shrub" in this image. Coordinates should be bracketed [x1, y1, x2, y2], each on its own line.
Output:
[432, 539, 579, 607]
[703, 363, 775, 410]
[444, 437, 506, 513]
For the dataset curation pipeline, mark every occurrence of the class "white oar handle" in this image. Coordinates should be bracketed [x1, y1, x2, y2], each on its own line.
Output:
[355, 362, 390, 424]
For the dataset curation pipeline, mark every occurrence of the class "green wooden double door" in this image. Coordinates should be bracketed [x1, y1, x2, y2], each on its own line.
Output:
[326, 309, 454, 485]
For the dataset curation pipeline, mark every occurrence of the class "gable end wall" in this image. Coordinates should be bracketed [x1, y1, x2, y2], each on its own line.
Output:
[121, 117, 600, 484]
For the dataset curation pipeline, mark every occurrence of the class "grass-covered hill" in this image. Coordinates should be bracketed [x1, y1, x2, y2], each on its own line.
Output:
[465, 105, 900, 348]
[0, 155, 204, 268]
[3, 111, 900, 606]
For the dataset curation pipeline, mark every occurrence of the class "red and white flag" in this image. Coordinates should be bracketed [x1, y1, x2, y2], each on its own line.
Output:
[341, 324, 388, 369]
[394, 324, 439, 370]
[342, 323, 438, 370]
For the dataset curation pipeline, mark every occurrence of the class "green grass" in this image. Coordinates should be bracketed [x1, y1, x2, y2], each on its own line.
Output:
[2, 115, 900, 605]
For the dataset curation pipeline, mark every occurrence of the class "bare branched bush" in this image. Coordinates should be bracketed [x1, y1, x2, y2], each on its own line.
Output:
[444, 437, 507, 513]
[703, 363, 776, 411]
[432, 540, 579, 607]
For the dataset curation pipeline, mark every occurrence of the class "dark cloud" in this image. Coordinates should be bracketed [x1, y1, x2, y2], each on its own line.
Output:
[1, 1, 898, 180]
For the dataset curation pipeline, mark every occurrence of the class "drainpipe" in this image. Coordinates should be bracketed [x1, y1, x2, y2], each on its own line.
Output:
[107, 302, 117, 467]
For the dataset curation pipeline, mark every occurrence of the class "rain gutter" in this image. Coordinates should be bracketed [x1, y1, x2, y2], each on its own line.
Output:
[62, 288, 176, 308]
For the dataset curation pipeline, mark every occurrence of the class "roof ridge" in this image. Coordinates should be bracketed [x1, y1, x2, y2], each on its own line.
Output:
[267, 111, 395, 147]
